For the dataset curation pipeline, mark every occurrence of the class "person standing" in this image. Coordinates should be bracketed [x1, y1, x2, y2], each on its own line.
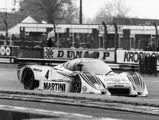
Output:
[47, 28, 55, 47]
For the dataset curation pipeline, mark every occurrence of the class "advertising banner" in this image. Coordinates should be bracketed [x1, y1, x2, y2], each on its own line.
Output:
[44, 48, 115, 63]
[117, 50, 159, 65]
[0, 46, 12, 57]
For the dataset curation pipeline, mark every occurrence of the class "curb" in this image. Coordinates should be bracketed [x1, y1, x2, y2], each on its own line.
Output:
[0, 89, 159, 116]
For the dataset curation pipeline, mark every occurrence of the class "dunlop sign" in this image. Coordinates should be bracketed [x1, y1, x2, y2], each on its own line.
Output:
[44, 48, 115, 62]
[0, 46, 12, 56]
[117, 50, 159, 65]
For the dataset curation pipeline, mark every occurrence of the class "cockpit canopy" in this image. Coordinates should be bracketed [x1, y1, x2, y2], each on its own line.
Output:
[63, 58, 112, 75]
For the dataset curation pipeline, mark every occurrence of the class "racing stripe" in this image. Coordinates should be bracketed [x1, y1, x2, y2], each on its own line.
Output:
[132, 72, 140, 86]
[83, 72, 99, 85]
[134, 72, 142, 88]
[136, 73, 145, 89]
[126, 73, 135, 85]
[91, 73, 106, 89]
[79, 73, 96, 89]
[91, 73, 102, 84]
[82, 73, 98, 89]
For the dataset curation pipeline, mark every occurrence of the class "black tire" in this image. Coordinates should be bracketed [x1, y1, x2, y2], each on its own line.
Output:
[23, 69, 35, 90]
[72, 75, 82, 93]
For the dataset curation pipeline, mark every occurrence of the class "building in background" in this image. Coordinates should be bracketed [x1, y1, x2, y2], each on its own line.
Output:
[0, 16, 159, 50]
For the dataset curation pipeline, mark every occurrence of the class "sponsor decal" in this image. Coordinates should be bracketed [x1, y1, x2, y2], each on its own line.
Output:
[5, 47, 11, 56]
[0, 46, 12, 56]
[0, 46, 5, 56]
[43, 82, 66, 91]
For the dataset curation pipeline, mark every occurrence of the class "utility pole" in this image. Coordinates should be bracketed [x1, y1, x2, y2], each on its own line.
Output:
[4, 7, 8, 45]
[79, 0, 82, 24]
[153, 22, 158, 51]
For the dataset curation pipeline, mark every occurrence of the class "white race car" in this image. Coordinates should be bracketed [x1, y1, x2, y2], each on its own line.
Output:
[17, 58, 148, 96]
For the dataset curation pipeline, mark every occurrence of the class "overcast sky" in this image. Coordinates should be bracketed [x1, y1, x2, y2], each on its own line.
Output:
[1, 0, 159, 19]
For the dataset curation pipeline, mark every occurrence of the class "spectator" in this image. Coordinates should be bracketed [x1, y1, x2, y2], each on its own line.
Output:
[47, 29, 55, 47]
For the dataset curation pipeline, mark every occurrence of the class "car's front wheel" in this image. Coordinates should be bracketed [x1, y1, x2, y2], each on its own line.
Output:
[72, 75, 82, 93]
[23, 69, 37, 90]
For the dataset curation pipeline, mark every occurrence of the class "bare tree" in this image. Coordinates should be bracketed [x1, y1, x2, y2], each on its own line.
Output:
[19, 0, 75, 23]
[92, 0, 130, 24]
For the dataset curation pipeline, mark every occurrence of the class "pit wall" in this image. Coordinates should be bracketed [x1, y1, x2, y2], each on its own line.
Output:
[1, 45, 159, 66]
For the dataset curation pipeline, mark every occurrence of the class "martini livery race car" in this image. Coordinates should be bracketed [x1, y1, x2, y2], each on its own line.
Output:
[17, 58, 148, 96]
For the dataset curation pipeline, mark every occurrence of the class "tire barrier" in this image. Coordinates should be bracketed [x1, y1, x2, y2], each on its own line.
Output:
[139, 55, 157, 76]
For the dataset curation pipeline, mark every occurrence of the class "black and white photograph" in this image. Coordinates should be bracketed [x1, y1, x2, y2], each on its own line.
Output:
[0, 0, 159, 120]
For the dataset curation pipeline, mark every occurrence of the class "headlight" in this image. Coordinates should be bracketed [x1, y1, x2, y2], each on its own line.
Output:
[94, 83, 104, 90]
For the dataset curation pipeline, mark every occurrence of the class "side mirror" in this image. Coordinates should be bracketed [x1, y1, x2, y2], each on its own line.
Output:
[77, 63, 83, 71]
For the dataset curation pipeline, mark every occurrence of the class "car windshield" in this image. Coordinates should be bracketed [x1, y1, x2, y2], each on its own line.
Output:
[81, 60, 112, 75]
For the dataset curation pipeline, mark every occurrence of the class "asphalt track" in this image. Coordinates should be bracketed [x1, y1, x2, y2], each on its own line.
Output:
[0, 64, 159, 119]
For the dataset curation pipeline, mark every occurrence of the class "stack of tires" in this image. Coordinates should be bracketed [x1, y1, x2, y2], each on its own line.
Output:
[139, 55, 157, 76]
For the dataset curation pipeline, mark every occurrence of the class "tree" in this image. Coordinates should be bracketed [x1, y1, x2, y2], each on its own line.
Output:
[19, 0, 75, 23]
[92, 0, 130, 24]
[61, 2, 79, 24]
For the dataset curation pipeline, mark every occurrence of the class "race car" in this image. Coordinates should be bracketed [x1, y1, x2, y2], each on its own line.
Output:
[17, 58, 148, 96]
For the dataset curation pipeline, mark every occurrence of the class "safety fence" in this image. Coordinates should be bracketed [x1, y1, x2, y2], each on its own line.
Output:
[0, 45, 158, 75]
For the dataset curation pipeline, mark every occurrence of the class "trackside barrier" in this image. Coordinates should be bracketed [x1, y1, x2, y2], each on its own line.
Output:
[0, 46, 44, 64]
[139, 56, 157, 76]
[117, 50, 159, 72]
[44, 47, 115, 63]
[0, 45, 19, 63]
[18, 47, 43, 58]
[1, 47, 159, 73]
[0, 45, 19, 57]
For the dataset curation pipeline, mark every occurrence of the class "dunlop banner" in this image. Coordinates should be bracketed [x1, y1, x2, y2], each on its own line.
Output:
[44, 48, 115, 62]
[117, 50, 159, 65]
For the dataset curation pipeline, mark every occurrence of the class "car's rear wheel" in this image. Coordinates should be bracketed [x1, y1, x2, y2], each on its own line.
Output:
[72, 75, 81, 93]
[23, 69, 36, 90]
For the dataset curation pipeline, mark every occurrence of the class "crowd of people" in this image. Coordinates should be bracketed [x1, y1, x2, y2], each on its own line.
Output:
[1, 31, 159, 51]
[0, 30, 96, 49]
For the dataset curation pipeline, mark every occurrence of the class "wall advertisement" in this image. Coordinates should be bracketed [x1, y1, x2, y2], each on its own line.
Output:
[117, 50, 159, 65]
[44, 47, 115, 62]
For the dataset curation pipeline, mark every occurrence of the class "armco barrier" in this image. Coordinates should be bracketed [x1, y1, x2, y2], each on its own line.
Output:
[139, 55, 157, 75]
